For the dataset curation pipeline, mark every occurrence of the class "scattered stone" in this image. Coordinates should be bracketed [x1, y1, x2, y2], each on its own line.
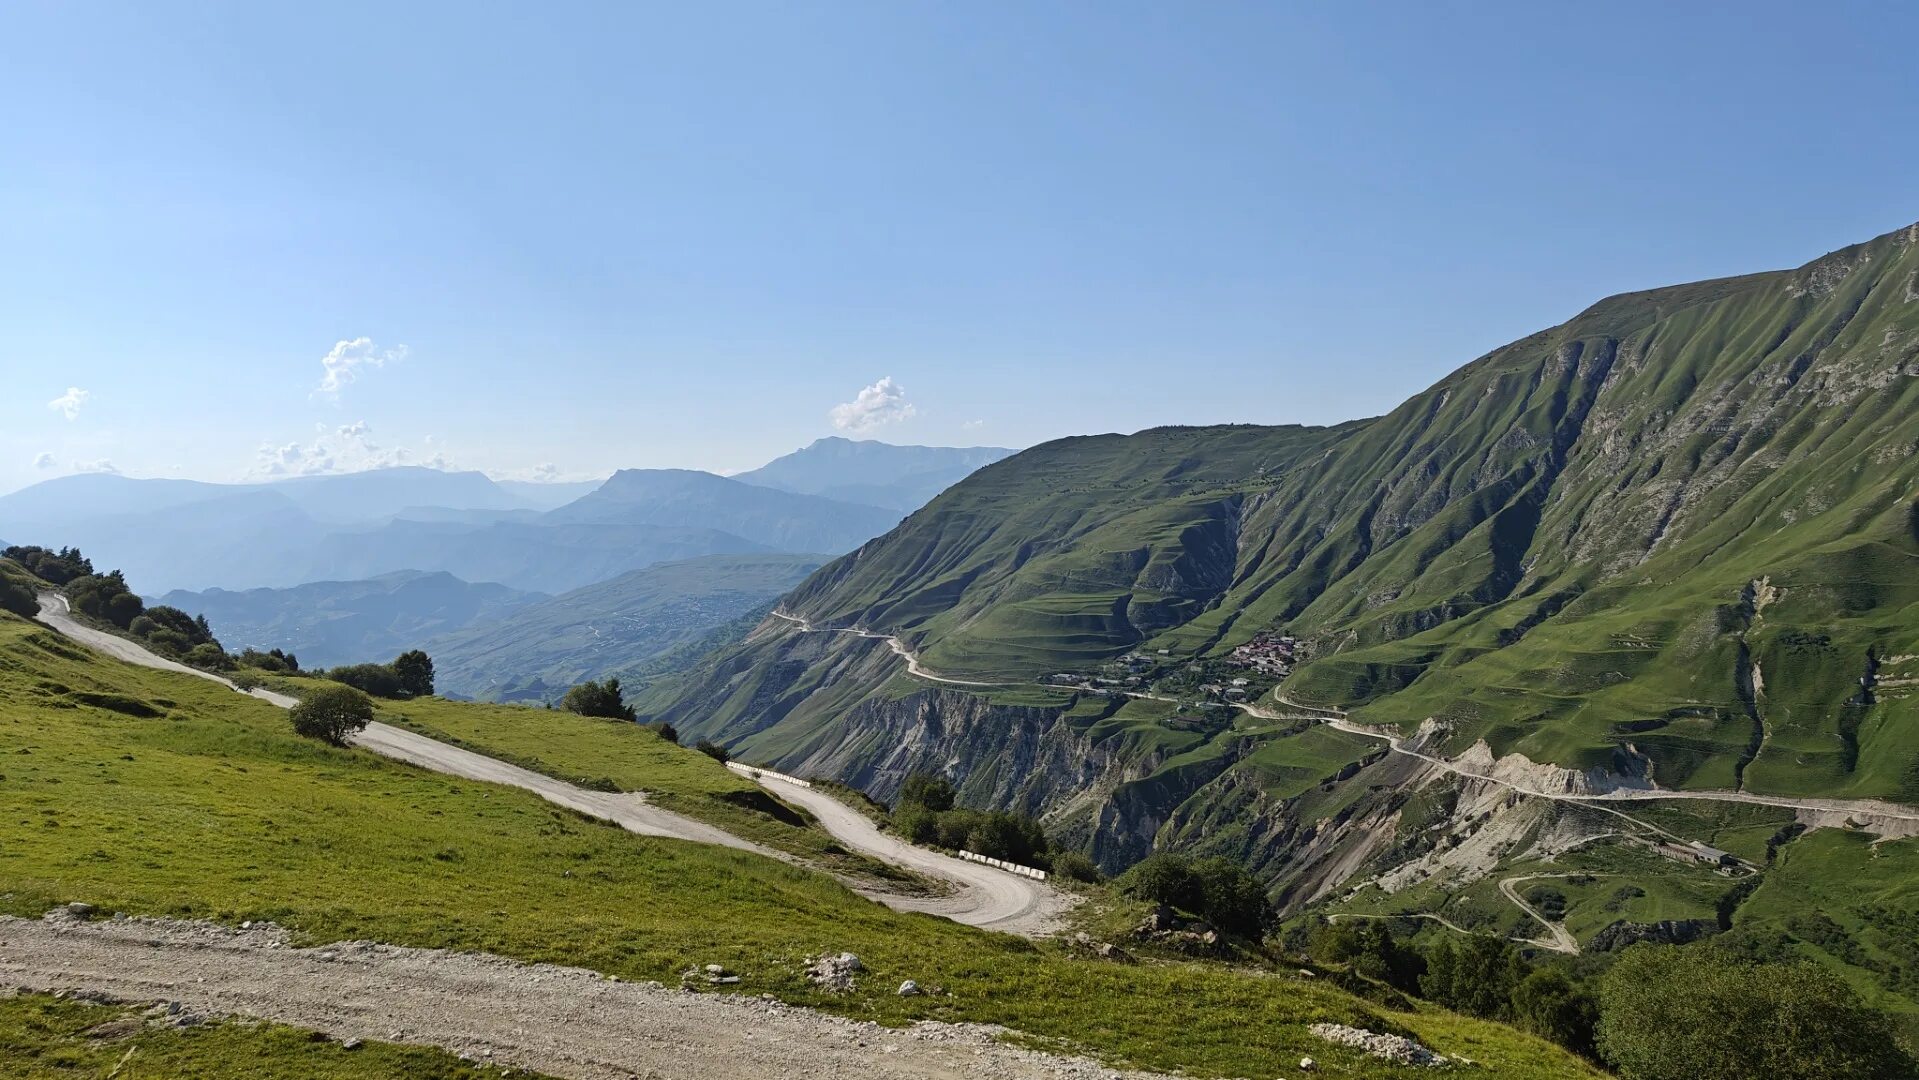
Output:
[804, 952, 863, 994]
[1309, 1023, 1449, 1067]
[897, 980, 921, 997]
[1300, 1055, 1316, 1070]
[1093, 942, 1136, 964]
[342, 1038, 363, 1051]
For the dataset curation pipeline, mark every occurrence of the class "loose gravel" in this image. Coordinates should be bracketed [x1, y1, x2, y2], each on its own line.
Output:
[0, 912, 1167, 1080]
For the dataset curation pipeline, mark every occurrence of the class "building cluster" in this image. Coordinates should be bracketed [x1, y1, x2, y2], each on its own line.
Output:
[1651, 839, 1740, 872]
[1227, 632, 1297, 677]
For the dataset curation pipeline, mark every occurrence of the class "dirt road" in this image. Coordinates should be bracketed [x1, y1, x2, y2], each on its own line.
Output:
[1496, 875, 1581, 955]
[0, 913, 1157, 1080]
[769, 610, 1001, 687]
[758, 773, 1074, 937]
[32, 593, 1069, 935]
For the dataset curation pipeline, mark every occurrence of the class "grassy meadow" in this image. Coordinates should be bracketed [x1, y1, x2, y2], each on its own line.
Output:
[0, 610, 1601, 1079]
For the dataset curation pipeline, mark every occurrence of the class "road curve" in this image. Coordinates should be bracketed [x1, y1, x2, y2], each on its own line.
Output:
[768, 610, 1001, 687]
[752, 772, 1073, 937]
[31, 593, 1067, 934]
[1496, 874, 1581, 955]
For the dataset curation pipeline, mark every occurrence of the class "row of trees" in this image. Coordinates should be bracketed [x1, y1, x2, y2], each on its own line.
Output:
[891, 772, 1056, 870]
[3, 545, 93, 585]
[318, 650, 436, 699]
[1306, 918, 1915, 1077]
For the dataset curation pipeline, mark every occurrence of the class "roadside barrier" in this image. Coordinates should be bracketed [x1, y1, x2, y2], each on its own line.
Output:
[726, 761, 814, 789]
[957, 849, 1048, 881]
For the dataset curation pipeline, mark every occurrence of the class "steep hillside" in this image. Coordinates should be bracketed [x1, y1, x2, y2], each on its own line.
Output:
[158, 570, 543, 670]
[640, 220, 1919, 1015]
[734, 437, 1017, 511]
[686, 220, 1919, 802]
[426, 553, 824, 700]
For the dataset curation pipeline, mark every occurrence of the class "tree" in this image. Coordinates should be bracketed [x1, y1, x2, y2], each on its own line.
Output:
[326, 662, 405, 698]
[1421, 935, 1525, 1020]
[392, 650, 435, 698]
[1117, 853, 1204, 913]
[654, 721, 679, 744]
[1595, 946, 1915, 1080]
[4, 545, 92, 585]
[899, 771, 957, 812]
[1512, 967, 1596, 1058]
[289, 685, 374, 745]
[560, 678, 635, 721]
[185, 642, 231, 671]
[1191, 856, 1274, 938]
[694, 740, 728, 763]
[1311, 919, 1424, 993]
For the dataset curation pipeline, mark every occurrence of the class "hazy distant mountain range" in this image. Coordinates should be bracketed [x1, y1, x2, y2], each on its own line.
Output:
[421, 553, 825, 701]
[732, 436, 1014, 511]
[0, 439, 1001, 595]
[155, 570, 543, 671]
[11, 438, 1011, 692]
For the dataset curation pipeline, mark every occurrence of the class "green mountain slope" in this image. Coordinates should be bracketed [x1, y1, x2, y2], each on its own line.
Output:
[692, 220, 1919, 803]
[639, 221, 1919, 1021]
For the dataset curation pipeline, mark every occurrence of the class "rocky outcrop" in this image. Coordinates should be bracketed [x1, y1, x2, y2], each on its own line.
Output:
[1589, 918, 1719, 952]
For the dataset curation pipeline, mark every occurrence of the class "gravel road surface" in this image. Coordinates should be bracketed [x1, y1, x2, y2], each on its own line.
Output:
[0, 913, 1156, 1080]
[757, 774, 1074, 937]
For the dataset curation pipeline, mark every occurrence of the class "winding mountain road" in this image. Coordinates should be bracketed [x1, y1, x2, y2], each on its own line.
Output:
[749, 770, 1073, 935]
[1497, 874, 1582, 955]
[30, 594, 1067, 936]
[769, 608, 1919, 831]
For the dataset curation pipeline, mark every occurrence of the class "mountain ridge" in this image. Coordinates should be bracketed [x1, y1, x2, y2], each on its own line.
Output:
[637, 219, 1919, 1009]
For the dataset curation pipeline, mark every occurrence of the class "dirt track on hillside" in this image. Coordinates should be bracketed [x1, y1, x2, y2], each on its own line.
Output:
[756, 773, 1076, 936]
[0, 913, 1157, 1080]
[32, 593, 1071, 936]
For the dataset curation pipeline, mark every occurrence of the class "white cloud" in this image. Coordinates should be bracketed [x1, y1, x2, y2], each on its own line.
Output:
[829, 376, 916, 434]
[961, 419, 986, 430]
[47, 387, 89, 421]
[74, 459, 118, 474]
[32, 452, 55, 470]
[248, 420, 450, 479]
[315, 337, 406, 397]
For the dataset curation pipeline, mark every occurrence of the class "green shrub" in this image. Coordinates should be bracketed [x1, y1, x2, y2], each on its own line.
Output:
[326, 663, 405, 698]
[899, 771, 957, 812]
[1117, 853, 1273, 939]
[1595, 946, 1916, 1079]
[560, 678, 636, 721]
[288, 685, 374, 746]
[694, 739, 728, 763]
[1050, 850, 1102, 883]
[0, 561, 38, 618]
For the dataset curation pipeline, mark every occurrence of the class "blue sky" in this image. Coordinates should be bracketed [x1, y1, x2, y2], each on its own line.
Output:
[3, 2, 1915, 494]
